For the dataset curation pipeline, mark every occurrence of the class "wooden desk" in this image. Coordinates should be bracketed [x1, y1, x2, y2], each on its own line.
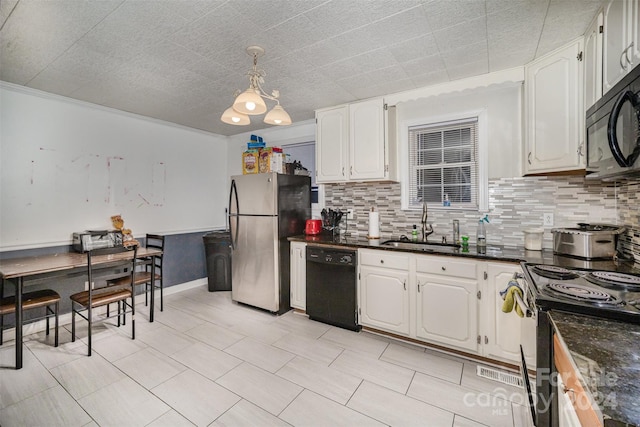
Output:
[0, 247, 162, 369]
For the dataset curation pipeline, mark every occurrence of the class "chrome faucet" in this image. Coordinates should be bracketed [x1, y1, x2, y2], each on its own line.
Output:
[421, 201, 434, 241]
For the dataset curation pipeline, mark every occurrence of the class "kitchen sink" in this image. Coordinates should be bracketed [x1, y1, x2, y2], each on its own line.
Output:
[381, 240, 461, 253]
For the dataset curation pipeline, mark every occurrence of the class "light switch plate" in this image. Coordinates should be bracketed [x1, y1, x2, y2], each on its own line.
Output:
[543, 213, 554, 226]
[346, 209, 354, 220]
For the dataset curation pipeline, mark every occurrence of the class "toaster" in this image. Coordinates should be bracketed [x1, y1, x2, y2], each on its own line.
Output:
[72, 230, 124, 252]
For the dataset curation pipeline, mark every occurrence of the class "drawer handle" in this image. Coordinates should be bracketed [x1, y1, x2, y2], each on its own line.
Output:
[417, 280, 420, 292]
[563, 386, 576, 404]
[441, 266, 446, 271]
[403, 280, 406, 290]
[380, 259, 384, 264]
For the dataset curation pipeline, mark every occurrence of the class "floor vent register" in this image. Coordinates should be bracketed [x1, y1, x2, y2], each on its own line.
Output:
[476, 365, 523, 387]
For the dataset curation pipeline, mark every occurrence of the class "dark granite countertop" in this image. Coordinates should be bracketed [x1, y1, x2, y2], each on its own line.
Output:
[289, 234, 638, 269]
[289, 233, 548, 263]
[550, 311, 640, 426]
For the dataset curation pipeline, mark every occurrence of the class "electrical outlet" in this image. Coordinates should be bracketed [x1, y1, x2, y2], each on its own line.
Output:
[346, 209, 354, 220]
[543, 213, 554, 227]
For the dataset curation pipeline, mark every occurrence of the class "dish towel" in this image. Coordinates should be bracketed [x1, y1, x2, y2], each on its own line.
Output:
[502, 284, 524, 318]
[499, 279, 522, 298]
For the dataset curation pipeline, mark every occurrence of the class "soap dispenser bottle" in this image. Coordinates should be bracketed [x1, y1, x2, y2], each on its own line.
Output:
[412, 225, 418, 241]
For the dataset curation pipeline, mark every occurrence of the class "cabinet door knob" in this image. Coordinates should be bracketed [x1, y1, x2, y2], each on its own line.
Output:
[380, 259, 384, 264]
[403, 280, 406, 290]
[417, 281, 421, 292]
[441, 266, 446, 271]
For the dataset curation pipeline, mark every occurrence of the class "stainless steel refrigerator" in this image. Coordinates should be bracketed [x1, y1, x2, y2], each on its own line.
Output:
[228, 172, 311, 314]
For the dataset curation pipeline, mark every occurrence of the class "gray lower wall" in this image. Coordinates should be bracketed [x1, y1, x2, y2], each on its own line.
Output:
[1, 231, 212, 323]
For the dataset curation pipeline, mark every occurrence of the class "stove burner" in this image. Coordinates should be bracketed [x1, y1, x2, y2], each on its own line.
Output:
[532, 265, 579, 280]
[545, 283, 623, 306]
[586, 271, 640, 290]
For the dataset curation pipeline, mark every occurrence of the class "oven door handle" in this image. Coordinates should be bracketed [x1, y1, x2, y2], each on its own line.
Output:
[514, 290, 533, 318]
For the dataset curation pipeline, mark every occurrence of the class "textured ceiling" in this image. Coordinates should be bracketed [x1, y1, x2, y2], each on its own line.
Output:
[1, 0, 605, 136]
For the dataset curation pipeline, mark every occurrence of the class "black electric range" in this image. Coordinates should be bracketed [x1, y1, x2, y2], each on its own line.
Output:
[519, 261, 640, 427]
[523, 263, 640, 324]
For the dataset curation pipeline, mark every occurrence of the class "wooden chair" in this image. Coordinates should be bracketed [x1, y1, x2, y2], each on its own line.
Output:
[0, 278, 60, 347]
[70, 245, 137, 356]
[107, 234, 164, 312]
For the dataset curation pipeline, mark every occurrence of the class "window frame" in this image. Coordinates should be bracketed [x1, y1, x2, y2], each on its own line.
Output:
[400, 109, 488, 211]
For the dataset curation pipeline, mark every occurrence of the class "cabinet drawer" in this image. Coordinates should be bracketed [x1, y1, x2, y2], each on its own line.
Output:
[416, 255, 478, 279]
[359, 249, 410, 270]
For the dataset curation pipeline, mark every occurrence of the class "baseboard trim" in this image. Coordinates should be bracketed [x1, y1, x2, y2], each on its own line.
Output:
[1, 279, 208, 342]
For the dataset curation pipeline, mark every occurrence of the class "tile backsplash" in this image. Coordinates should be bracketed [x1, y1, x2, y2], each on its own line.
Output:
[324, 176, 639, 258]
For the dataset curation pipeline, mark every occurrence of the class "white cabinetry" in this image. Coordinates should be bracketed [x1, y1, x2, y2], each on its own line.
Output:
[415, 256, 480, 353]
[316, 98, 396, 183]
[290, 242, 306, 310]
[357, 249, 531, 365]
[584, 11, 604, 110]
[525, 39, 584, 174]
[358, 250, 410, 335]
[557, 375, 583, 427]
[482, 263, 536, 367]
[316, 106, 349, 182]
[603, 0, 640, 93]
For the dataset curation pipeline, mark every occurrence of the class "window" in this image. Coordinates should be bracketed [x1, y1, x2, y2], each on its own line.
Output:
[408, 117, 481, 210]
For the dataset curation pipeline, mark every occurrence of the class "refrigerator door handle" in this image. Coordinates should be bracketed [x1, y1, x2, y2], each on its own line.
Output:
[228, 179, 239, 250]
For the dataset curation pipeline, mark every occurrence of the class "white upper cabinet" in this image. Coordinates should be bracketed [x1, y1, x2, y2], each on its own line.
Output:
[524, 38, 585, 174]
[316, 106, 349, 182]
[350, 99, 386, 180]
[316, 98, 396, 183]
[584, 10, 604, 110]
[603, 0, 640, 93]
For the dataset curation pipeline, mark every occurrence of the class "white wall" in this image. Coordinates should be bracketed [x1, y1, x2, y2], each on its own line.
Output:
[396, 83, 523, 179]
[0, 84, 228, 250]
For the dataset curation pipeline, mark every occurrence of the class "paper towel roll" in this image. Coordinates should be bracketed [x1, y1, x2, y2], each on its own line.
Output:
[368, 211, 380, 239]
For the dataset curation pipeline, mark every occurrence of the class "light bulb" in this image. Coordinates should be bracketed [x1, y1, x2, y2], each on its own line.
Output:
[274, 119, 282, 124]
[245, 101, 256, 111]
[232, 116, 240, 123]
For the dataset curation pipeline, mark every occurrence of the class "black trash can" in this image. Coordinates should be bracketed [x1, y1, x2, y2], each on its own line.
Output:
[203, 231, 232, 292]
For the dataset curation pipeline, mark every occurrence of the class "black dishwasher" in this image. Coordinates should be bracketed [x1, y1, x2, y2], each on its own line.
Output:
[306, 246, 360, 332]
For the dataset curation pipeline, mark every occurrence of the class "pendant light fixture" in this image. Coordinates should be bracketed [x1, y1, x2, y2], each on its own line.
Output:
[221, 46, 292, 126]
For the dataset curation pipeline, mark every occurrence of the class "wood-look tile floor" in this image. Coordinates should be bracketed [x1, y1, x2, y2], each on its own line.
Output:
[0, 286, 531, 427]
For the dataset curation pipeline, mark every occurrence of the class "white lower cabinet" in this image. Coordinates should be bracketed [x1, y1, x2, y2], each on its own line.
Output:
[290, 241, 306, 310]
[483, 262, 536, 365]
[357, 249, 530, 365]
[557, 375, 583, 427]
[358, 250, 410, 335]
[415, 256, 480, 353]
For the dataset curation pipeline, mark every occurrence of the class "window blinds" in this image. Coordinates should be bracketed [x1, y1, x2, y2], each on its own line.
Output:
[408, 117, 479, 209]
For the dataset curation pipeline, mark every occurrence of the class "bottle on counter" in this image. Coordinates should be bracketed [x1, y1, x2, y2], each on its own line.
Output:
[477, 220, 486, 247]
[412, 225, 418, 241]
[453, 219, 460, 245]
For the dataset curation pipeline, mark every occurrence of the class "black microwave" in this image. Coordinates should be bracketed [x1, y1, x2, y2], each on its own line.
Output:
[586, 64, 640, 180]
